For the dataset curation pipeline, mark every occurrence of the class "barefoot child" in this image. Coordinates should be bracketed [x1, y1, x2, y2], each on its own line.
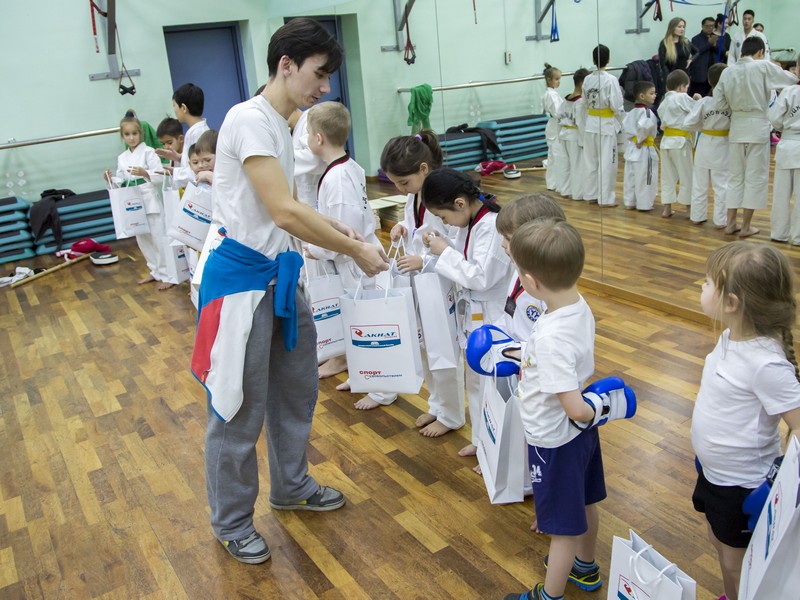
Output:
[303, 101, 392, 411]
[542, 64, 565, 194]
[557, 68, 589, 201]
[659, 69, 697, 218]
[421, 168, 513, 458]
[622, 81, 659, 212]
[381, 132, 466, 437]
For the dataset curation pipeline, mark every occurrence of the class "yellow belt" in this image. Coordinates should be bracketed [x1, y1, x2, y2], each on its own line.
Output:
[663, 127, 691, 138]
[588, 108, 615, 118]
[702, 129, 729, 137]
[632, 135, 655, 147]
[562, 125, 578, 129]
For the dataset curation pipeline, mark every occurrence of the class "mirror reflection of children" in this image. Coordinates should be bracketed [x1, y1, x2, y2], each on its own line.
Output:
[104, 110, 175, 290]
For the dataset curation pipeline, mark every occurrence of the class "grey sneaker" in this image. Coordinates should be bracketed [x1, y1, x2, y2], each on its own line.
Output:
[220, 531, 271, 564]
[270, 486, 346, 512]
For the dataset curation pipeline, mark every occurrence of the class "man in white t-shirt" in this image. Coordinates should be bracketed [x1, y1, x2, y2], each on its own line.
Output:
[727, 8, 770, 65]
[190, 18, 388, 566]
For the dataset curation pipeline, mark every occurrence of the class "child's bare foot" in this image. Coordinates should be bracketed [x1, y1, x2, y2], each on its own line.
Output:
[319, 356, 347, 379]
[530, 520, 544, 533]
[420, 420, 452, 437]
[624, 205, 636, 210]
[661, 206, 674, 218]
[724, 225, 741, 235]
[138, 275, 156, 285]
[472, 463, 482, 475]
[156, 282, 175, 291]
[415, 413, 437, 428]
[738, 227, 760, 239]
[354, 396, 381, 410]
[458, 443, 477, 457]
[335, 380, 351, 392]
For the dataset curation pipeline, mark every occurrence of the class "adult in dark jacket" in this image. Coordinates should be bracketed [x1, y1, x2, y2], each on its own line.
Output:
[714, 13, 732, 64]
[658, 17, 698, 85]
[690, 16, 721, 97]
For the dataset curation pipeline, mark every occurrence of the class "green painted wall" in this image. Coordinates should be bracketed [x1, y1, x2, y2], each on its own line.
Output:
[2, 0, 794, 200]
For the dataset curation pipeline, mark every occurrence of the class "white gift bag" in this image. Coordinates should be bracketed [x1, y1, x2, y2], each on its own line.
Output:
[339, 277, 423, 394]
[161, 175, 183, 246]
[740, 436, 800, 600]
[414, 272, 460, 371]
[166, 181, 212, 251]
[476, 374, 528, 504]
[108, 184, 150, 239]
[164, 242, 190, 283]
[306, 260, 346, 362]
[607, 530, 696, 600]
[374, 240, 411, 291]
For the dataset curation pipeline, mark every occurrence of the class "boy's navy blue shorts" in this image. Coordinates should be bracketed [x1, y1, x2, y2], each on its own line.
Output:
[528, 428, 607, 536]
[692, 468, 753, 548]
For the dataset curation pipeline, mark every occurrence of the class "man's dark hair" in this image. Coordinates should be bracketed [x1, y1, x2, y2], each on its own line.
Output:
[741, 35, 765, 57]
[701, 17, 715, 26]
[743, 9, 755, 18]
[172, 83, 204, 117]
[267, 18, 343, 78]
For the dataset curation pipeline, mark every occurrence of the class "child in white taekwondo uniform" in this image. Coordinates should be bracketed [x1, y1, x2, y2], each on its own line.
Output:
[622, 82, 659, 212]
[685, 63, 731, 227]
[291, 108, 326, 208]
[542, 64, 566, 194]
[659, 69, 697, 218]
[106, 110, 172, 289]
[580, 45, 625, 206]
[557, 68, 590, 201]
[382, 131, 466, 437]
[768, 67, 800, 245]
[714, 36, 798, 238]
[420, 168, 513, 459]
[302, 102, 393, 411]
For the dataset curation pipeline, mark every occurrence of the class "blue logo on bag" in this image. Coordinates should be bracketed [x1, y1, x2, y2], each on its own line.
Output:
[350, 325, 401, 348]
[312, 298, 340, 321]
[124, 201, 143, 212]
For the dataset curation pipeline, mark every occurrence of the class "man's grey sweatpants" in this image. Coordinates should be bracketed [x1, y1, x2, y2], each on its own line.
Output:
[205, 288, 320, 541]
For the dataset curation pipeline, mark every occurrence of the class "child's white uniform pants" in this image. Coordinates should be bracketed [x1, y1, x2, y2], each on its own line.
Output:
[660, 145, 693, 206]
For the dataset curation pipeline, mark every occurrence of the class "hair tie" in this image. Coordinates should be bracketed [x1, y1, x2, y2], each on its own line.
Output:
[415, 133, 423, 140]
[478, 194, 484, 201]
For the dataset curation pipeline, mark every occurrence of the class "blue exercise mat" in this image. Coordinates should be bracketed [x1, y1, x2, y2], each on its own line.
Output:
[0, 239, 35, 253]
[0, 229, 32, 245]
[0, 196, 29, 213]
[0, 247, 35, 265]
[0, 221, 29, 234]
[36, 222, 116, 246]
[35, 232, 116, 256]
[0, 210, 25, 224]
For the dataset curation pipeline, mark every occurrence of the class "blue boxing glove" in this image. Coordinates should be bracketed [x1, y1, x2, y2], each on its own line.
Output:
[573, 376, 637, 430]
[743, 456, 783, 532]
[465, 325, 521, 377]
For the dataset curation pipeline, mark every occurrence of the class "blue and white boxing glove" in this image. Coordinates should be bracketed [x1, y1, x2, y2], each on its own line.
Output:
[465, 325, 521, 377]
[573, 376, 637, 430]
[743, 456, 783, 532]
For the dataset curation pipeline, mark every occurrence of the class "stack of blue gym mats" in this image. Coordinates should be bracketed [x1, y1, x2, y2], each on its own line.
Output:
[438, 114, 549, 171]
[31, 190, 117, 256]
[476, 114, 550, 163]
[0, 196, 33, 265]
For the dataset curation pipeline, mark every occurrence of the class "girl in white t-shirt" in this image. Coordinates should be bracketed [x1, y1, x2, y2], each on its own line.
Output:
[421, 168, 513, 458]
[692, 241, 800, 600]
[380, 131, 466, 437]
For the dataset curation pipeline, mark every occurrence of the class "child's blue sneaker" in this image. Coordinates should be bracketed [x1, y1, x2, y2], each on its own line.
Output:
[543, 555, 603, 591]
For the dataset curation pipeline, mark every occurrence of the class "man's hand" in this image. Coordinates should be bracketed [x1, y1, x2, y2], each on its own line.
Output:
[354, 243, 389, 277]
[397, 254, 423, 273]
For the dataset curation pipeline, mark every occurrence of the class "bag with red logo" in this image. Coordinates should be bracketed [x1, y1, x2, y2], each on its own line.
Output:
[339, 275, 423, 394]
[414, 272, 459, 371]
[166, 181, 212, 251]
[108, 184, 149, 239]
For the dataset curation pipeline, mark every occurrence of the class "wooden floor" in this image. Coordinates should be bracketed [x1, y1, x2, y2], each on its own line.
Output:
[1, 233, 730, 599]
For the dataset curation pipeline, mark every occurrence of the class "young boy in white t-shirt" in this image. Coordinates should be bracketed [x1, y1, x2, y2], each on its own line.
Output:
[503, 219, 606, 600]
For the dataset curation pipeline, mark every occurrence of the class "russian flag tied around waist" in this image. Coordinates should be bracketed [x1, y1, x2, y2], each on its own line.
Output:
[190, 234, 303, 422]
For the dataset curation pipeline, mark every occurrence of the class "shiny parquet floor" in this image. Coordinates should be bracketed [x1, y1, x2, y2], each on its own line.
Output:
[3, 227, 726, 599]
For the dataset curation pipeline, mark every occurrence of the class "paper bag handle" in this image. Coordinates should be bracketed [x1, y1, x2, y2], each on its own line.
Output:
[629, 545, 675, 589]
